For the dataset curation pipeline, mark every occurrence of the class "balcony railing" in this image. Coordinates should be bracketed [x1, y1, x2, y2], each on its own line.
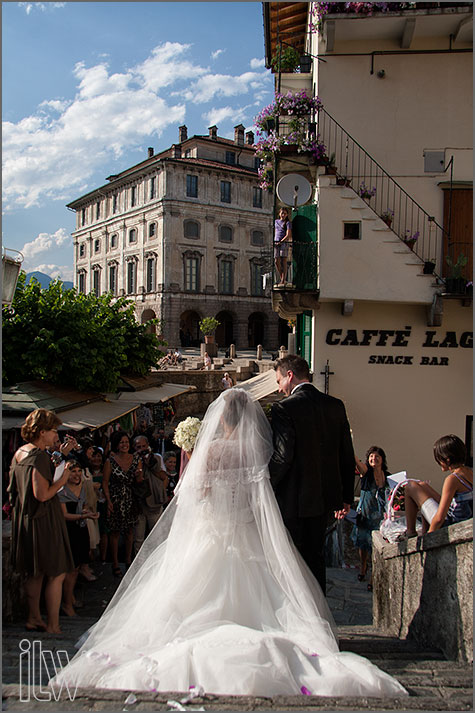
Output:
[273, 241, 318, 291]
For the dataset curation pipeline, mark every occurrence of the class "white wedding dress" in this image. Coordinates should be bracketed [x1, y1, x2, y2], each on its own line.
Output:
[53, 390, 407, 698]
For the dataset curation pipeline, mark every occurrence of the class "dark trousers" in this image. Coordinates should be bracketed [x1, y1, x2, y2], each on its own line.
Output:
[284, 516, 328, 595]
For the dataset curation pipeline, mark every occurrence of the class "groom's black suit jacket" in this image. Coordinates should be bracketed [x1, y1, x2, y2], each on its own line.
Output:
[269, 383, 355, 520]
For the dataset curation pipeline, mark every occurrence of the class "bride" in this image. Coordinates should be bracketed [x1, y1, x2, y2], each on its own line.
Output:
[53, 389, 407, 698]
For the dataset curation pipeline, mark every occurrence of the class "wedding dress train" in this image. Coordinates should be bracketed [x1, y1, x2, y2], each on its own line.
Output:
[53, 390, 407, 699]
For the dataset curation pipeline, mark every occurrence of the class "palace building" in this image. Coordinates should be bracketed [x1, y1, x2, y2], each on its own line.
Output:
[67, 124, 281, 350]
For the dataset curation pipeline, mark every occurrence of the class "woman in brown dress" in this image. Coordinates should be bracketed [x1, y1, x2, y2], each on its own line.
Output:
[8, 408, 75, 634]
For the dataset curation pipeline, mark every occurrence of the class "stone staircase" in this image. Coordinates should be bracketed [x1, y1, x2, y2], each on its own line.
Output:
[2, 567, 472, 711]
[340, 187, 439, 283]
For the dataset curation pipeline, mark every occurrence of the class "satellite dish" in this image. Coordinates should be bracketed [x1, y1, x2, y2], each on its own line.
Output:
[276, 174, 312, 208]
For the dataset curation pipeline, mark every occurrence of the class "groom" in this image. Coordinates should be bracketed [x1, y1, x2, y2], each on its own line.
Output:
[268, 354, 355, 594]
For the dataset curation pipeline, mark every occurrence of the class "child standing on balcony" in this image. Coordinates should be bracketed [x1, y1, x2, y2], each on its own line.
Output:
[404, 434, 472, 536]
[274, 207, 292, 287]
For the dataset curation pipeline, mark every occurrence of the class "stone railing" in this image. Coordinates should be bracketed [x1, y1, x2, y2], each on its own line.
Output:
[373, 519, 473, 662]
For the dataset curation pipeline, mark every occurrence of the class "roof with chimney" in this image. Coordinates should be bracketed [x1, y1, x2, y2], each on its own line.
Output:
[66, 125, 257, 208]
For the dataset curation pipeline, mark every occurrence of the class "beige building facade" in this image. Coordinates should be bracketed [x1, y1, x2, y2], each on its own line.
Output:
[264, 2, 472, 488]
[67, 125, 281, 350]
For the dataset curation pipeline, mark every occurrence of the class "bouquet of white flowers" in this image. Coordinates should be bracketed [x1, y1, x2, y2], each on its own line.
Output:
[173, 417, 201, 453]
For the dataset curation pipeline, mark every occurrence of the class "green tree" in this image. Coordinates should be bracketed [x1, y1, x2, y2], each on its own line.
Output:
[2, 274, 166, 392]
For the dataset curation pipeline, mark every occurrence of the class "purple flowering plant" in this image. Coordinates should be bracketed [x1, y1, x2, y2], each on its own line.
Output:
[404, 229, 420, 242]
[255, 91, 322, 133]
[358, 181, 377, 199]
[254, 92, 326, 178]
[309, 2, 416, 34]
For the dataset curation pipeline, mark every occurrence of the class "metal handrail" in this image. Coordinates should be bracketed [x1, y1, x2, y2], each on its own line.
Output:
[317, 107, 447, 276]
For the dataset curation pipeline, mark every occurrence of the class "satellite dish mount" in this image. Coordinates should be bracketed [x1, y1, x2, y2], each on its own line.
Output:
[276, 174, 312, 210]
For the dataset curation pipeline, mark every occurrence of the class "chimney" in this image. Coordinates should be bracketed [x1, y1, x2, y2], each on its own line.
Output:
[208, 125, 218, 140]
[245, 130, 254, 146]
[234, 124, 245, 146]
[172, 144, 182, 159]
[179, 125, 188, 143]
[148, 147, 154, 158]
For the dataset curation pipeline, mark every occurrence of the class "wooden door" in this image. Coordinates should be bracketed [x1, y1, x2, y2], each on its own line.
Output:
[443, 187, 472, 279]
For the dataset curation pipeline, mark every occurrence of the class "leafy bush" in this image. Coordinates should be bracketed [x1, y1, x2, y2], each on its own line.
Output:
[2, 274, 166, 391]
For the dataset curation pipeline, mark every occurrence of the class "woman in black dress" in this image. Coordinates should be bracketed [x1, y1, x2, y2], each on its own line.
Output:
[102, 432, 142, 577]
[58, 461, 99, 615]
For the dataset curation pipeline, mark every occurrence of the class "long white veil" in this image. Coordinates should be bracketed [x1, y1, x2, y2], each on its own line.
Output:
[53, 389, 407, 698]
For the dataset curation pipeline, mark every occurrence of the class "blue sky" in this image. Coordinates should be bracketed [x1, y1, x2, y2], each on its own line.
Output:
[3, 1, 273, 281]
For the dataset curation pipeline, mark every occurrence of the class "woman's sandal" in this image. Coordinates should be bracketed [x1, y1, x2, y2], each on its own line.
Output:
[112, 566, 123, 578]
[367, 583, 373, 592]
[357, 573, 365, 582]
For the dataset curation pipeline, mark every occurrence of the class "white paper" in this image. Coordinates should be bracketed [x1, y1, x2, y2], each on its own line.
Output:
[53, 461, 66, 483]
[386, 471, 407, 489]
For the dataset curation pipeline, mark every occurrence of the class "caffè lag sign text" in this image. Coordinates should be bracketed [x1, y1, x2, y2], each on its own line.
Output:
[325, 328, 473, 366]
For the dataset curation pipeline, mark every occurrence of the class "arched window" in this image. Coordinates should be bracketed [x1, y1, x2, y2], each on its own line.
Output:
[251, 230, 264, 246]
[129, 228, 137, 244]
[219, 225, 233, 243]
[149, 222, 157, 239]
[184, 220, 200, 239]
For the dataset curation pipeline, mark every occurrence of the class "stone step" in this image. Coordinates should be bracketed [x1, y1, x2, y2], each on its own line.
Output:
[3, 568, 471, 711]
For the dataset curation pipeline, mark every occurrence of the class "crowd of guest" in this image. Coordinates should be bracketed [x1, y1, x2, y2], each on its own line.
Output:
[6, 408, 182, 632]
[6, 399, 473, 636]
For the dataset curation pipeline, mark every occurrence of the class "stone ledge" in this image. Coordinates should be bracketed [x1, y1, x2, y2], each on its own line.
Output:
[374, 519, 473, 560]
[373, 520, 473, 663]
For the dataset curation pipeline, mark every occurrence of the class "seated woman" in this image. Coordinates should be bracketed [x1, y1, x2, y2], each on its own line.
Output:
[404, 434, 472, 536]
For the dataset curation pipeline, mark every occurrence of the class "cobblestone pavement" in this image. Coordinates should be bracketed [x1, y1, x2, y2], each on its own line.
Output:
[3, 564, 473, 711]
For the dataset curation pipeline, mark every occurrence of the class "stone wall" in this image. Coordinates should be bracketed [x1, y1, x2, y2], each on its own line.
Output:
[372, 520, 473, 662]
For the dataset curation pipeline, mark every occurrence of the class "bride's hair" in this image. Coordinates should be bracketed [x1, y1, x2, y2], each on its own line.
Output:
[222, 389, 248, 429]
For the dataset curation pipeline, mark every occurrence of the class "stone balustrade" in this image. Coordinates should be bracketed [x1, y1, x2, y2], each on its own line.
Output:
[373, 519, 473, 662]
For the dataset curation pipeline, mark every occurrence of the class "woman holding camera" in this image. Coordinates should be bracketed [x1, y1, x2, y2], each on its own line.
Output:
[8, 408, 75, 634]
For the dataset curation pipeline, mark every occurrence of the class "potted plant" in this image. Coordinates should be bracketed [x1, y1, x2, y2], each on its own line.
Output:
[381, 210, 394, 228]
[423, 259, 436, 275]
[323, 153, 337, 175]
[359, 181, 376, 201]
[199, 317, 220, 343]
[445, 253, 468, 293]
[271, 46, 300, 73]
[403, 230, 420, 251]
[336, 177, 351, 187]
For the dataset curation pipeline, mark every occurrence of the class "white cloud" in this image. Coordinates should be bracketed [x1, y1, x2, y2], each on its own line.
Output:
[3, 42, 272, 211]
[21, 228, 70, 261]
[3, 45, 192, 210]
[201, 105, 248, 127]
[250, 58, 265, 69]
[181, 70, 269, 104]
[18, 2, 65, 14]
[27, 263, 74, 282]
[211, 49, 225, 61]
[39, 99, 70, 113]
